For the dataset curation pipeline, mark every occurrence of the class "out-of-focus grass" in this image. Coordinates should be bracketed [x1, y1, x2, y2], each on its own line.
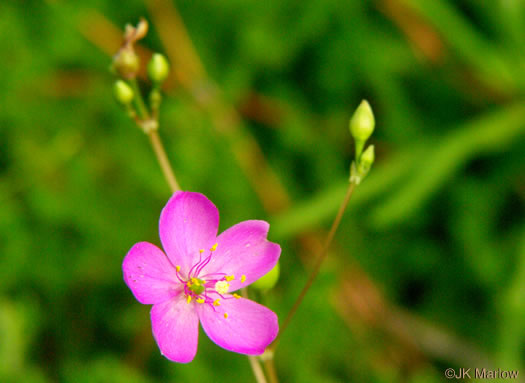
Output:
[0, 0, 524, 382]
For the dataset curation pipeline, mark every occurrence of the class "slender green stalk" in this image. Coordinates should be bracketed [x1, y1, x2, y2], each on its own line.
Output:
[147, 129, 181, 193]
[129, 78, 150, 119]
[248, 355, 268, 383]
[127, 79, 181, 193]
[270, 181, 357, 350]
[263, 358, 279, 383]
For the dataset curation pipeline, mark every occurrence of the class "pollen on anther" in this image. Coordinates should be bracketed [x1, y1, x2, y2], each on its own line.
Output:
[213, 299, 221, 306]
[233, 294, 241, 299]
[211, 243, 218, 251]
[241, 275, 246, 283]
[199, 249, 205, 253]
[186, 295, 192, 304]
[225, 275, 235, 282]
[224, 313, 228, 319]
[176, 265, 181, 272]
[196, 298, 205, 304]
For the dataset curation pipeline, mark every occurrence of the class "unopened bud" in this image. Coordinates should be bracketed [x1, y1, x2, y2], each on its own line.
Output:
[112, 49, 140, 79]
[113, 80, 134, 105]
[349, 100, 375, 159]
[252, 262, 280, 290]
[358, 145, 375, 173]
[349, 100, 375, 141]
[148, 53, 170, 84]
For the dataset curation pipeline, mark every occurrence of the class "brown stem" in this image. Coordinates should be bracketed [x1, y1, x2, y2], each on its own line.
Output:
[270, 181, 357, 349]
[147, 129, 181, 193]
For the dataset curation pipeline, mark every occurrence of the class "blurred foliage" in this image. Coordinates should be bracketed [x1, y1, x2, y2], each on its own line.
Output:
[1, 0, 524, 382]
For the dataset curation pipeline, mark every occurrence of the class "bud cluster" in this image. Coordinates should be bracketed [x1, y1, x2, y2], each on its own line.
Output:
[111, 18, 171, 133]
[349, 100, 375, 184]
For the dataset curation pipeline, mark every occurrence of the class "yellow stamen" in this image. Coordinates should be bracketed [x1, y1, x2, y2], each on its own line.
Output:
[199, 249, 205, 254]
[176, 265, 181, 272]
[187, 281, 192, 287]
[224, 313, 228, 319]
[233, 293, 241, 299]
[213, 299, 221, 306]
[225, 275, 235, 282]
[241, 275, 246, 283]
[196, 298, 205, 304]
[191, 278, 200, 286]
[186, 295, 192, 304]
[211, 243, 218, 251]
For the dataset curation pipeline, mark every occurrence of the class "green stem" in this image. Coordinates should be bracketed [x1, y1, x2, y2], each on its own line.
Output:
[129, 78, 150, 119]
[263, 358, 279, 383]
[147, 129, 181, 193]
[270, 181, 357, 350]
[126, 79, 180, 192]
[248, 354, 268, 383]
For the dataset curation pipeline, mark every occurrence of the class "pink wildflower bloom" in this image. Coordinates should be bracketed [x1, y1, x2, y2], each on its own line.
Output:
[123, 191, 280, 363]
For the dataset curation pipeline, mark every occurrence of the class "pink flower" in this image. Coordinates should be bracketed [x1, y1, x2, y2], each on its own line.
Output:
[122, 191, 280, 363]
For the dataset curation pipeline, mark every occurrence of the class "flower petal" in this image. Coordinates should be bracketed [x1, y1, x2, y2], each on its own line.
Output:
[197, 296, 278, 355]
[151, 295, 200, 363]
[123, 242, 180, 304]
[200, 220, 280, 291]
[159, 192, 219, 275]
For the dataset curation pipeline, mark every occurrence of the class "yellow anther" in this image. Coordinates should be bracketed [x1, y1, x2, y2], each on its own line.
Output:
[213, 299, 221, 306]
[175, 265, 181, 272]
[233, 294, 241, 299]
[191, 278, 200, 286]
[241, 275, 246, 283]
[224, 313, 229, 319]
[196, 298, 205, 304]
[225, 275, 235, 282]
[199, 249, 205, 254]
[187, 281, 192, 287]
[211, 243, 218, 251]
[186, 295, 192, 304]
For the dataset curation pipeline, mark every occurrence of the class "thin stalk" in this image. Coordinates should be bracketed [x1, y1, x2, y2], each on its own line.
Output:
[270, 181, 357, 350]
[248, 355, 268, 383]
[263, 358, 279, 383]
[147, 129, 181, 193]
[128, 78, 181, 193]
[129, 78, 150, 119]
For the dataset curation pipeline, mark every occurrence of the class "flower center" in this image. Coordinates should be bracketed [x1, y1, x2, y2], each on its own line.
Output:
[174, 243, 245, 318]
[187, 278, 206, 295]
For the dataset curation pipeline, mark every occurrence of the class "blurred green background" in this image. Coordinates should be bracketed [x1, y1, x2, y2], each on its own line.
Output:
[1, 0, 525, 382]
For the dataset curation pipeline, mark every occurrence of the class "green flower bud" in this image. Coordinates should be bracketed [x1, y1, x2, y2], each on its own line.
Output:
[358, 145, 375, 173]
[112, 48, 140, 79]
[349, 100, 375, 141]
[113, 80, 134, 105]
[350, 145, 375, 184]
[148, 53, 170, 84]
[252, 262, 280, 290]
[349, 100, 375, 159]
